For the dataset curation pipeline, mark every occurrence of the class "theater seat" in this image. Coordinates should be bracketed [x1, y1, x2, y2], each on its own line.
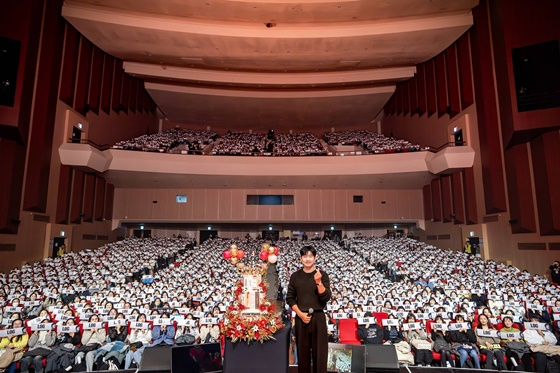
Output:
[338, 318, 361, 345]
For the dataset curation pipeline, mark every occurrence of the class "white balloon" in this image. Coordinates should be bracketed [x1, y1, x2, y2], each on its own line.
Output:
[268, 254, 278, 264]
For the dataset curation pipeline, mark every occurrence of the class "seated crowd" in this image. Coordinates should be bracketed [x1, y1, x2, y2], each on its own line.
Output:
[323, 130, 421, 153]
[0, 235, 559, 372]
[112, 129, 217, 153]
[111, 129, 422, 156]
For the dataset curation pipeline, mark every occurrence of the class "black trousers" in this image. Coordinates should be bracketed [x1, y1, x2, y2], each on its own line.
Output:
[295, 311, 328, 373]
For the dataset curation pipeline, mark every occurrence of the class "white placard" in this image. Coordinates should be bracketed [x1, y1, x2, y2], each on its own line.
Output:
[130, 322, 150, 330]
[0, 327, 25, 338]
[153, 318, 172, 326]
[403, 322, 422, 331]
[431, 323, 448, 331]
[58, 325, 80, 333]
[332, 313, 347, 320]
[357, 317, 377, 325]
[200, 317, 218, 325]
[382, 318, 399, 327]
[30, 323, 54, 331]
[81, 322, 105, 330]
[476, 329, 499, 338]
[499, 331, 521, 339]
[523, 322, 548, 330]
[107, 319, 128, 327]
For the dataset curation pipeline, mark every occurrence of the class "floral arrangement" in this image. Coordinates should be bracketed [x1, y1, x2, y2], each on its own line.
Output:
[219, 279, 284, 344]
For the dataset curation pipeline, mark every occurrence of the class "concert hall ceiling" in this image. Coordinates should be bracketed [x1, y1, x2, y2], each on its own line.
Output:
[62, 0, 478, 132]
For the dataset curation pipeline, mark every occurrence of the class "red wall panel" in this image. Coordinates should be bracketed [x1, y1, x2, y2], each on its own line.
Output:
[423, 184, 433, 221]
[417, 64, 427, 116]
[0, 140, 26, 234]
[129, 77, 138, 114]
[104, 183, 114, 220]
[73, 36, 92, 116]
[435, 53, 448, 118]
[59, 25, 80, 107]
[120, 72, 130, 114]
[87, 46, 104, 115]
[470, 6, 507, 214]
[445, 44, 461, 118]
[457, 32, 474, 110]
[402, 81, 410, 116]
[425, 59, 437, 117]
[440, 175, 453, 223]
[111, 59, 123, 113]
[94, 177, 106, 221]
[409, 76, 418, 116]
[69, 169, 84, 224]
[462, 167, 478, 224]
[396, 85, 403, 116]
[55, 165, 72, 224]
[530, 132, 560, 235]
[100, 55, 114, 115]
[431, 178, 442, 222]
[23, 0, 65, 213]
[0, 0, 43, 143]
[504, 144, 536, 233]
[451, 172, 466, 224]
[83, 173, 96, 223]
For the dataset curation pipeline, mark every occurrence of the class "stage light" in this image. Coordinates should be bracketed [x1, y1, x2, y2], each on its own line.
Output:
[207, 226, 212, 230]
[330, 226, 334, 230]
[393, 225, 397, 229]
[140, 225, 144, 230]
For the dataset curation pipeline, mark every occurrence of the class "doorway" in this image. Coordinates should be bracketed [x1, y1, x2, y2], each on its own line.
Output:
[72, 126, 82, 143]
[52, 237, 66, 258]
[261, 230, 279, 242]
[200, 230, 218, 244]
[454, 129, 464, 146]
[133, 229, 151, 238]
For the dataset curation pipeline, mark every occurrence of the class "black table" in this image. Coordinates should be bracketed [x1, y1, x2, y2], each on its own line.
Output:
[223, 323, 291, 373]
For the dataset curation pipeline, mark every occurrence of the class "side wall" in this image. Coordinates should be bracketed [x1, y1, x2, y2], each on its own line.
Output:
[382, 0, 560, 276]
[0, 2, 157, 272]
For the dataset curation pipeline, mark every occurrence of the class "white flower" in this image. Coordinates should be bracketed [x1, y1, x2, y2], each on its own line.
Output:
[236, 325, 242, 331]
[252, 326, 259, 332]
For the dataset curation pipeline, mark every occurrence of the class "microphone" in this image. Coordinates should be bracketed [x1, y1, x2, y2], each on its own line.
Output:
[303, 308, 313, 327]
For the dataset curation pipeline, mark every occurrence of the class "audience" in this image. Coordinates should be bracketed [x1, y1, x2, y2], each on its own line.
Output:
[323, 130, 420, 153]
[112, 129, 217, 153]
[0, 234, 560, 371]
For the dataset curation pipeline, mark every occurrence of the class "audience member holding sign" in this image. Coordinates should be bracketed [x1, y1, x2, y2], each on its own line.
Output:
[476, 314, 508, 370]
[0, 318, 27, 373]
[448, 314, 480, 369]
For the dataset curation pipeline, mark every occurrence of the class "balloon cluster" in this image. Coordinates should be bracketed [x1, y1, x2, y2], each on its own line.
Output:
[259, 243, 279, 264]
[222, 244, 246, 269]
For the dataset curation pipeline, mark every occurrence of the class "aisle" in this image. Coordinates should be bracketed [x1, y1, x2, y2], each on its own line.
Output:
[265, 262, 279, 300]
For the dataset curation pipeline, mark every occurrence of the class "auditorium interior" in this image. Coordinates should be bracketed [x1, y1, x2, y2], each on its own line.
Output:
[1, 0, 560, 372]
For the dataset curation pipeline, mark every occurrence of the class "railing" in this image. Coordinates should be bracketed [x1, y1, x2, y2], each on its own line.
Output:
[423, 141, 466, 153]
[68, 139, 110, 151]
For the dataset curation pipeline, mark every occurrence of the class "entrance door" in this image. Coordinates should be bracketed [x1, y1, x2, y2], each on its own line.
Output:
[324, 230, 342, 241]
[454, 129, 464, 146]
[52, 237, 66, 258]
[262, 230, 279, 242]
[200, 230, 218, 244]
[72, 126, 82, 143]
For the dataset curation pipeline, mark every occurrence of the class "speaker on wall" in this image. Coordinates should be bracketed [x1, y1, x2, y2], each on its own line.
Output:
[365, 344, 399, 373]
[512, 40, 560, 112]
[0, 37, 21, 108]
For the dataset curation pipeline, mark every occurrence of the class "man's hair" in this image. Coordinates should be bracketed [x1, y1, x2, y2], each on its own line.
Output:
[300, 245, 316, 257]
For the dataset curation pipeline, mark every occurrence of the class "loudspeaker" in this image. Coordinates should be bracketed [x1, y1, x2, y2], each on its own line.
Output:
[365, 345, 399, 373]
[512, 40, 560, 112]
[139, 346, 172, 373]
[0, 37, 21, 107]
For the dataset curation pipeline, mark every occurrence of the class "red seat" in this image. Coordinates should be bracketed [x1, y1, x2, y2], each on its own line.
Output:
[338, 318, 361, 345]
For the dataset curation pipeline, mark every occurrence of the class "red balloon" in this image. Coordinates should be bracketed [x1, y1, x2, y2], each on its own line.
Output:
[273, 246, 279, 255]
[259, 251, 269, 261]
[223, 250, 232, 259]
[237, 250, 245, 259]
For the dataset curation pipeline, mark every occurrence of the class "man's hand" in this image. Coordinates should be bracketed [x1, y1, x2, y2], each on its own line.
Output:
[298, 310, 312, 324]
[314, 269, 322, 284]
